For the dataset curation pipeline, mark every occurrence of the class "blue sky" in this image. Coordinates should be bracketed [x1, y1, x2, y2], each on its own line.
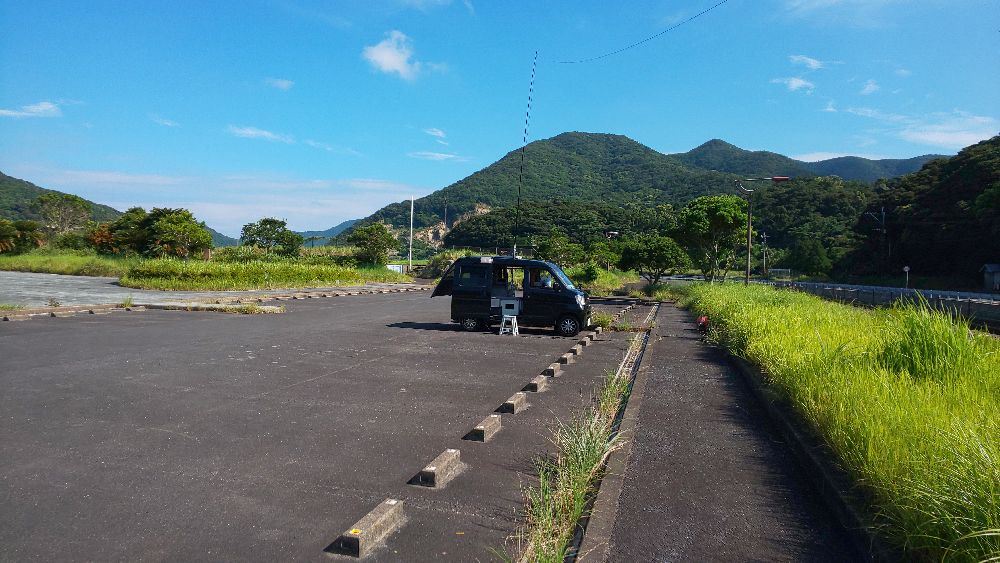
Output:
[1, 0, 997, 236]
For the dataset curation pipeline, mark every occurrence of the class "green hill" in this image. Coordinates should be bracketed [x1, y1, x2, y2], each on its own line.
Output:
[672, 139, 814, 177]
[296, 220, 357, 246]
[1, 171, 121, 223]
[1, 170, 238, 247]
[802, 154, 945, 182]
[363, 132, 739, 233]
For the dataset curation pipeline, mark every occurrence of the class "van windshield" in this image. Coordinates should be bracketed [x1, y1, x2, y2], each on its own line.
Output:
[551, 266, 576, 290]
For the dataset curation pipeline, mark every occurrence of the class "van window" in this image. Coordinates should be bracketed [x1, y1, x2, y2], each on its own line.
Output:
[457, 265, 489, 288]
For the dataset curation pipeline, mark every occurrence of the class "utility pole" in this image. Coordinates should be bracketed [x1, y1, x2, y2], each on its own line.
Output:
[408, 196, 414, 270]
[736, 177, 790, 285]
[760, 232, 769, 278]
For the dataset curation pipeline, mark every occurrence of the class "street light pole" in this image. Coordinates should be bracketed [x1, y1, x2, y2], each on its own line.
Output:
[735, 177, 790, 285]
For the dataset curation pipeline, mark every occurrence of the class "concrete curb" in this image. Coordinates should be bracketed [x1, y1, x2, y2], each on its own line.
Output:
[575, 336, 655, 563]
[409, 449, 463, 488]
[496, 392, 528, 414]
[324, 498, 405, 558]
[542, 363, 562, 377]
[522, 375, 549, 393]
[726, 354, 901, 562]
[3, 304, 141, 322]
[463, 414, 501, 442]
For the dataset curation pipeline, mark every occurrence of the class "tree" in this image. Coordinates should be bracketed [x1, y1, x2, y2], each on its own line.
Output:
[534, 228, 584, 266]
[784, 237, 832, 276]
[241, 217, 303, 257]
[92, 207, 211, 257]
[347, 222, 398, 265]
[588, 240, 621, 270]
[0, 219, 44, 254]
[32, 193, 92, 236]
[617, 233, 692, 285]
[147, 209, 213, 258]
[677, 195, 747, 282]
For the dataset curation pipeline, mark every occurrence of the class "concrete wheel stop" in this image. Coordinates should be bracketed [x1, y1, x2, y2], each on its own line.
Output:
[463, 414, 501, 442]
[496, 392, 528, 414]
[324, 498, 404, 558]
[408, 449, 463, 488]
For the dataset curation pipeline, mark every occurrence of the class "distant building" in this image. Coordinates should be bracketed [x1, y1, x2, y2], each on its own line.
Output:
[982, 264, 1000, 292]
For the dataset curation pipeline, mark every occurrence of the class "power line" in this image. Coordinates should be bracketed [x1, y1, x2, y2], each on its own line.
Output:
[512, 50, 538, 256]
[558, 0, 732, 64]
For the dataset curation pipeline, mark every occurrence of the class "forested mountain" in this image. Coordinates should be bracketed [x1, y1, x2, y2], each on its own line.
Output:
[296, 220, 357, 245]
[356, 132, 943, 238]
[363, 132, 739, 232]
[672, 139, 945, 182]
[672, 139, 813, 177]
[0, 171, 238, 247]
[847, 135, 999, 278]
[1, 172, 120, 222]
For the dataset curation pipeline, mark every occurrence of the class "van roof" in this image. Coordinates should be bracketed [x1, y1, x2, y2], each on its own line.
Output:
[455, 255, 560, 269]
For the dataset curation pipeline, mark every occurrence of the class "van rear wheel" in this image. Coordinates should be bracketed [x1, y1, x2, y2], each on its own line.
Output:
[556, 315, 580, 337]
[460, 317, 482, 331]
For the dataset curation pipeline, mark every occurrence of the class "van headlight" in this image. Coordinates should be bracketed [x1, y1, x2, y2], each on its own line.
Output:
[575, 294, 586, 309]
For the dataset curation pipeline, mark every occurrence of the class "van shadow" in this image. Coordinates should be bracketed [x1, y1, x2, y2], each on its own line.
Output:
[386, 321, 556, 337]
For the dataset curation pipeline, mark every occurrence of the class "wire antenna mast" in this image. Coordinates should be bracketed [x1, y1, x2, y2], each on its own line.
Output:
[511, 50, 537, 257]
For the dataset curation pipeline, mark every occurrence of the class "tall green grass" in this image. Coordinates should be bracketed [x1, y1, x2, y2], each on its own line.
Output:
[565, 266, 639, 296]
[680, 284, 999, 561]
[518, 364, 633, 562]
[0, 251, 132, 277]
[119, 258, 410, 290]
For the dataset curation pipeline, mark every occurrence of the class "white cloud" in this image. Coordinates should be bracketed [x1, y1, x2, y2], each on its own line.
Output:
[265, 77, 294, 90]
[860, 79, 880, 95]
[226, 125, 294, 143]
[822, 100, 837, 112]
[847, 107, 998, 150]
[771, 77, 815, 93]
[782, 0, 906, 26]
[150, 114, 179, 127]
[408, 151, 462, 161]
[899, 113, 998, 150]
[362, 30, 441, 80]
[790, 54, 824, 70]
[423, 127, 449, 145]
[895, 68, 912, 77]
[304, 139, 362, 156]
[0, 101, 62, 118]
[52, 169, 185, 187]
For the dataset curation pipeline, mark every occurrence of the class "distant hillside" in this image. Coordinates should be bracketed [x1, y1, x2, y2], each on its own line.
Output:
[361, 132, 738, 233]
[297, 219, 357, 245]
[1, 171, 239, 247]
[353, 132, 940, 239]
[1, 171, 121, 222]
[671, 139, 814, 177]
[858, 135, 1000, 278]
[672, 139, 946, 182]
[802, 154, 946, 182]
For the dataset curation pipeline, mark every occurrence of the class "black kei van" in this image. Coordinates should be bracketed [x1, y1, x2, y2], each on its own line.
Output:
[431, 256, 592, 336]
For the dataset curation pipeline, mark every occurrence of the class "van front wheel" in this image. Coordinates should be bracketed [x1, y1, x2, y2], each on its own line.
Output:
[556, 315, 580, 337]
[460, 317, 482, 331]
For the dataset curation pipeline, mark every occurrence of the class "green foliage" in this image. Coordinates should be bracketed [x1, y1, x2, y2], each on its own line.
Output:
[32, 192, 92, 235]
[95, 207, 212, 258]
[119, 258, 409, 290]
[534, 228, 584, 267]
[564, 265, 639, 296]
[783, 237, 832, 276]
[680, 284, 1000, 560]
[677, 195, 747, 282]
[616, 233, 691, 285]
[240, 217, 304, 257]
[0, 250, 133, 277]
[0, 219, 44, 254]
[347, 222, 398, 265]
[853, 135, 1000, 280]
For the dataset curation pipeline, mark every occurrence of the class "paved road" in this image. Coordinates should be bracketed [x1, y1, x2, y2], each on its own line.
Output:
[1, 289, 633, 561]
[603, 305, 857, 561]
[0, 271, 410, 308]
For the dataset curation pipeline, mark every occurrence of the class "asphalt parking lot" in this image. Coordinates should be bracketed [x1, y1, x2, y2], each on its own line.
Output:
[1, 289, 634, 561]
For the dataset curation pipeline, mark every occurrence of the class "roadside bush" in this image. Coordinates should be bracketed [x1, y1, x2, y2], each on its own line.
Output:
[51, 232, 90, 250]
[420, 249, 473, 279]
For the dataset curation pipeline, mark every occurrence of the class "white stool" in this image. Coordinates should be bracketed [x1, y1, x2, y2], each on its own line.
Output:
[499, 314, 519, 336]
